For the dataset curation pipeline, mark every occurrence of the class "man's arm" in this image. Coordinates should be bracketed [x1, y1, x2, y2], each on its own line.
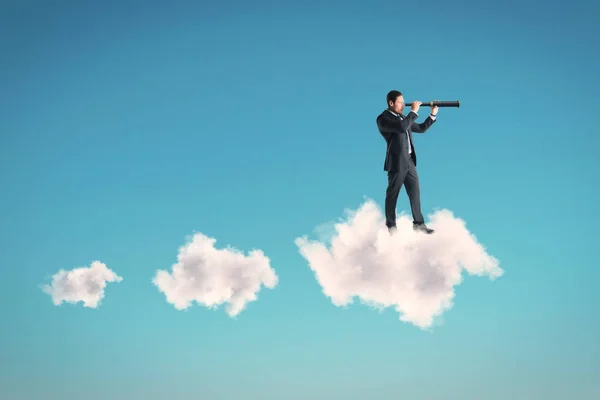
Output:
[411, 114, 436, 133]
[377, 111, 419, 136]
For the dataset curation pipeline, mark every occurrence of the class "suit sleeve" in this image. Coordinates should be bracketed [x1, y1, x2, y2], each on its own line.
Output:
[377, 111, 419, 138]
[411, 115, 436, 133]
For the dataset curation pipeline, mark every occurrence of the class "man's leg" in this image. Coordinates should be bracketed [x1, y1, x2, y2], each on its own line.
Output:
[404, 160, 424, 223]
[404, 160, 434, 233]
[385, 170, 403, 229]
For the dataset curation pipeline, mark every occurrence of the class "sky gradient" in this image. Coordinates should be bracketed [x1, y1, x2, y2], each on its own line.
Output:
[1, 0, 599, 399]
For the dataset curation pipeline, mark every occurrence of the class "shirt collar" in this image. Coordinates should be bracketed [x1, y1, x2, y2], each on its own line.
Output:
[387, 109, 401, 118]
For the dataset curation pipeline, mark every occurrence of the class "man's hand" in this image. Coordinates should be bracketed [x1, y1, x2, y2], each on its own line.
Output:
[411, 100, 422, 113]
[431, 99, 439, 116]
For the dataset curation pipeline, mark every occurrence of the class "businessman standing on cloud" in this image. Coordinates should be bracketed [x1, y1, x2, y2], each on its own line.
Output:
[376, 90, 437, 235]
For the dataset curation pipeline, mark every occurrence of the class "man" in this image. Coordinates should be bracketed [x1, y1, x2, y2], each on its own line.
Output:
[376, 90, 437, 234]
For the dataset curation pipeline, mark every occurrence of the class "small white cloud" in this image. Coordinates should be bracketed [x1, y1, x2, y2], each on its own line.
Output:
[152, 232, 278, 317]
[294, 199, 503, 330]
[42, 260, 123, 308]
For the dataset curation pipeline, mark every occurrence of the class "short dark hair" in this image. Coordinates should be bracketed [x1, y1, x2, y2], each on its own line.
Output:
[386, 90, 402, 105]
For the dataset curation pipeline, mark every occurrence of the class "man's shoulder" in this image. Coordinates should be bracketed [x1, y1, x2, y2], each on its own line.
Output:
[376, 109, 392, 121]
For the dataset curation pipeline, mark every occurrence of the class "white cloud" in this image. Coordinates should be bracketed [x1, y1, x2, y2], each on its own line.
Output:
[152, 232, 278, 317]
[42, 260, 123, 308]
[294, 199, 503, 330]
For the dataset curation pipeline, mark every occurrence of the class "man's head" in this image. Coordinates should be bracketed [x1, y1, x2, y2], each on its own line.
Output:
[386, 90, 404, 113]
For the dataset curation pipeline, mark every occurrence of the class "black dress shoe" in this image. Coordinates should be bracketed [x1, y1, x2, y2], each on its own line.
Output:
[413, 223, 434, 234]
[388, 226, 398, 235]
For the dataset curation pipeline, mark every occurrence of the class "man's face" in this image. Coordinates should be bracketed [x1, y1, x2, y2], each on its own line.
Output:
[390, 96, 404, 113]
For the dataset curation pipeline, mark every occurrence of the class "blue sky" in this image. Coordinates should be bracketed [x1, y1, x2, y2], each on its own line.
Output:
[1, 0, 599, 399]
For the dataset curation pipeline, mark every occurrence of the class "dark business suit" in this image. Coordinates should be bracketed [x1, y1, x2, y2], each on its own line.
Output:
[376, 109, 436, 228]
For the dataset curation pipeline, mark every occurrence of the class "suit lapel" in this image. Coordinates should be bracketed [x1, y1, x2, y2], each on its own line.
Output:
[388, 110, 414, 151]
[401, 113, 415, 154]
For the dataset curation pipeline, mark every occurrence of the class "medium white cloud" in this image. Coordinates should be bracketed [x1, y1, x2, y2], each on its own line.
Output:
[42, 260, 123, 308]
[152, 232, 278, 317]
[294, 199, 503, 329]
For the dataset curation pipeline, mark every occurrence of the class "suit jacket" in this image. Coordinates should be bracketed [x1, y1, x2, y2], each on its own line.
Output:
[376, 109, 436, 173]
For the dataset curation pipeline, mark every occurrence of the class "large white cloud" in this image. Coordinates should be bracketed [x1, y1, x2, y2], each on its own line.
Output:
[294, 199, 503, 329]
[41, 260, 123, 308]
[152, 232, 278, 317]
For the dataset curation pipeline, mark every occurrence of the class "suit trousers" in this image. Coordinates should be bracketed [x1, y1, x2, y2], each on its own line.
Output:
[385, 157, 424, 227]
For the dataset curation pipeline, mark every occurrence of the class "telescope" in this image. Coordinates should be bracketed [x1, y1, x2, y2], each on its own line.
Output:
[406, 100, 460, 108]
